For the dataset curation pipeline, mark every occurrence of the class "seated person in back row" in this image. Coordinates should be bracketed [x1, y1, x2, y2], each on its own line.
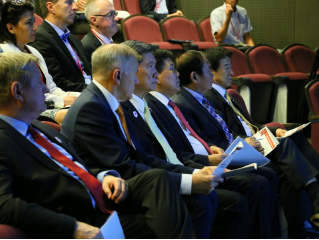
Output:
[140, 0, 183, 22]
[210, 0, 254, 46]
[0, 51, 196, 239]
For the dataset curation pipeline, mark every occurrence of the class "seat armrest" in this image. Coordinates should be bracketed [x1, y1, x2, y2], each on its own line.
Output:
[270, 75, 289, 85]
[232, 77, 252, 87]
[310, 115, 319, 123]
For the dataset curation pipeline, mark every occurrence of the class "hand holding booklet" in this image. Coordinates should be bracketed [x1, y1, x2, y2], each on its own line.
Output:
[253, 127, 279, 156]
[276, 122, 310, 139]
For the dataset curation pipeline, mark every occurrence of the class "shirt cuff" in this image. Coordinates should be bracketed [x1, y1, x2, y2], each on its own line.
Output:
[179, 174, 192, 195]
[97, 170, 121, 183]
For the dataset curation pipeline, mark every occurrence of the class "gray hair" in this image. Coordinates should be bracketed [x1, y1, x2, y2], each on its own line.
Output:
[85, 0, 113, 25]
[122, 41, 157, 60]
[0, 52, 38, 105]
[92, 44, 142, 79]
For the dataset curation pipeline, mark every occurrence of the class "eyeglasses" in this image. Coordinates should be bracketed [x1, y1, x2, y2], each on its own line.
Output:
[94, 11, 118, 19]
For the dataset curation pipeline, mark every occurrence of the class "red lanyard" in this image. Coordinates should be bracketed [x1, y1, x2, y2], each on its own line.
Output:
[155, 0, 163, 11]
[24, 46, 44, 83]
[224, 6, 241, 40]
[69, 44, 84, 75]
[91, 29, 107, 45]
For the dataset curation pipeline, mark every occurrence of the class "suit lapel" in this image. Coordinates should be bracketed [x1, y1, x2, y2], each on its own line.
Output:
[88, 30, 103, 48]
[180, 88, 225, 133]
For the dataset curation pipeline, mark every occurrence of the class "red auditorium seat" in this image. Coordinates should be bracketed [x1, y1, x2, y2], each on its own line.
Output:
[121, 0, 141, 15]
[305, 79, 319, 154]
[224, 46, 277, 124]
[227, 89, 285, 129]
[160, 16, 217, 51]
[121, 15, 183, 51]
[197, 16, 215, 42]
[282, 43, 319, 76]
[41, 121, 61, 132]
[113, 0, 123, 10]
[246, 44, 309, 124]
[0, 224, 32, 239]
[34, 13, 43, 27]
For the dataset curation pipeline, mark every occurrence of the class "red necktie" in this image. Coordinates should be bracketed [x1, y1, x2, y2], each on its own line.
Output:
[27, 125, 113, 214]
[168, 100, 213, 155]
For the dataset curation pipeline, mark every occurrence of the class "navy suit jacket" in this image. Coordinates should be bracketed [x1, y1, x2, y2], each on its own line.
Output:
[81, 30, 102, 62]
[0, 120, 101, 238]
[121, 100, 205, 169]
[29, 21, 90, 92]
[61, 83, 195, 189]
[172, 87, 243, 150]
[144, 93, 210, 166]
[203, 87, 278, 136]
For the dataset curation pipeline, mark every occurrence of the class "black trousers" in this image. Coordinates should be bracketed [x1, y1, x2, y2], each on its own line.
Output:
[107, 169, 216, 239]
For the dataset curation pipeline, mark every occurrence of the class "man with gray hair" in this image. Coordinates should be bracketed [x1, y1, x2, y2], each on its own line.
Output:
[0, 51, 197, 239]
[81, 0, 119, 61]
[62, 43, 221, 238]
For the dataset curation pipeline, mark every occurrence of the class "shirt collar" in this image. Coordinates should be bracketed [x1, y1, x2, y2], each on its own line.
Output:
[45, 20, 71, 39]
[149, 91, 170, 106]
[183, 86, 205, 103]
[93, 80, 119, 112]
[0, 114, 29, 136]
[130, 94, 144, 114]
[91, 29, 113, 45]
[212, 83, 227, 99]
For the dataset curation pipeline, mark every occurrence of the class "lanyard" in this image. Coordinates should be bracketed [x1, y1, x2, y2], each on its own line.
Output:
[91, 29, 107, 45]
[155, 0, 163, 11]
[224, 6, 241, 40]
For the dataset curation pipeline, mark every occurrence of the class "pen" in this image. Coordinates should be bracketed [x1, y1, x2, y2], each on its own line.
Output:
[255, 138, 263, 141]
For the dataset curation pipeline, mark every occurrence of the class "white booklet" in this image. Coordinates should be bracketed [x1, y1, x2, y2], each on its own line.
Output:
[222, 163, 257, 178]
[212, 141, 243, 176]
[100, 211, 125, 239]
[253, 127, 279, 156]
[276, 122, 311, 139]
[224, 137, 270, 167]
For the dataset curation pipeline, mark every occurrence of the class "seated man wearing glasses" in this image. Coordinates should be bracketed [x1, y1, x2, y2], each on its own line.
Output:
[81, 0, 118, 61]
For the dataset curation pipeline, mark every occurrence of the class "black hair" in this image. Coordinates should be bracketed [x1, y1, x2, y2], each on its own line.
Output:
[153, 49, 173, 74]
[121, 40, 156, 61]
[204, 47, 232, 71]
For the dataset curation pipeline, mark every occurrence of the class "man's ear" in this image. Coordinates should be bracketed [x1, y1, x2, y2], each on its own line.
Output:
[11, 82, 24, 103]
[90, 16, 98, 26]
[113, 69, 121, 85]
[190, 71, 198, 83]
[46, 2, 55, 15]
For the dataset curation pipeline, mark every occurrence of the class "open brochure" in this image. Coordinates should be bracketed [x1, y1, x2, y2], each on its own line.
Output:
[222, 163, 257, 178]
[253, 127, 279, 156]
[212, 141, 243, 176]
[100, 211, 125, 239]
[224, 137, 270, 167]
[276, 122, 311, 139]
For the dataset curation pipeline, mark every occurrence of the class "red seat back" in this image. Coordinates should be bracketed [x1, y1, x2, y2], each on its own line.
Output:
[113, 0, 123, 10]
[122, 15, 164, 43]
[224, 46, 251, 76]
[227, 89, 254, 123]
[122, 0, 141, 15]
[34, 13, 43, 27]
[282, 44, 317, 73]
[161, 16, 201, 42]
[197, 16, 214, 42]
[246, 44, 286, 75]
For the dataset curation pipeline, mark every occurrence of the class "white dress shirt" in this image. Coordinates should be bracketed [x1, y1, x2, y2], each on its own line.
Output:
[45, 20, 92, 85]
[155, 0, 169, 14]
[149, 91, 208, 156]
[212, 84, 252, 136]
[91, 29, 113, 45]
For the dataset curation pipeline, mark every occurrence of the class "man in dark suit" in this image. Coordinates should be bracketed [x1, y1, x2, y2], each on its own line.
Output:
[29, 0, 90, 92]
[0, 52, 198, 238]
[61, 43, 225, 238]
[140, 0, 183, 22]
[173, 48, 319, 238]
[81, 0, 119, 61]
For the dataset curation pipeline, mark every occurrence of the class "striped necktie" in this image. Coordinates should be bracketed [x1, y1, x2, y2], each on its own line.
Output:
[202, 96, 234, 145]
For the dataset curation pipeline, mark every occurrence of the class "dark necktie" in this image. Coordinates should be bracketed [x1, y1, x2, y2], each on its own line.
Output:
[201, 96, 234, 145]
[27, 125, 113, 214]
[168, 99, 213, 155]
[115, 105, 133, 147]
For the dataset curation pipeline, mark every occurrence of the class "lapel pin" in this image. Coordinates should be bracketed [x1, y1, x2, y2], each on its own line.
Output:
[133, 111, 138, 118]
[55, 136, 62, 143]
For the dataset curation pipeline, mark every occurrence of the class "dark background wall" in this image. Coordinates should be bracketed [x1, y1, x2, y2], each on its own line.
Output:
[176, 0, 319, 50]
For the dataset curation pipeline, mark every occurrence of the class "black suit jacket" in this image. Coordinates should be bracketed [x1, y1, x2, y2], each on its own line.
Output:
[29, 21, 90, 92]
[144, 93, 210, 166]
[172, 87, 244, 150]
[203, 88, 278, 136]
[81, 30, 102, 62]
[0, 120, 102, 238]
[121, 100, 205, 169]
[61, 83, 195, 190]
[140, 0, 178, 21]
